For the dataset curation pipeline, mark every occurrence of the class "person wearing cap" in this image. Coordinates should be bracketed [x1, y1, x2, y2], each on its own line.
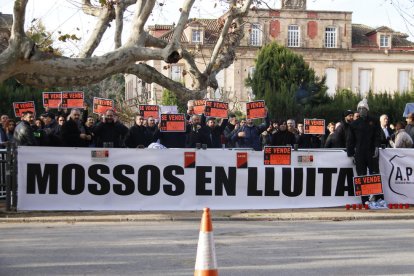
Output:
[41, 112, 62, 146]
[347, 98, 384, 207]
[405, 113, 414, 146]
[334, 109, 354, 148]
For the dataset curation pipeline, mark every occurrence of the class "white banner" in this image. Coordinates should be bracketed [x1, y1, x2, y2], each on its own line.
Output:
[16, 147, 366, 211]
[380, 148, 414, 204]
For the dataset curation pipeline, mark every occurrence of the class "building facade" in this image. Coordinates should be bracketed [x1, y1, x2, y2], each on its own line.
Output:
[0, 12, 13, 53]
[125, 2, 414, 111]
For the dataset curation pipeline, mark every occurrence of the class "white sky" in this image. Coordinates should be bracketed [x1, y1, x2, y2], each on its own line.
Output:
[1, 0, 413, 56]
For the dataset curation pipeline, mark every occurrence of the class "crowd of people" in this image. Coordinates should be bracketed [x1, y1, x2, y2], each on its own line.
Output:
[1, 101, 414, 151]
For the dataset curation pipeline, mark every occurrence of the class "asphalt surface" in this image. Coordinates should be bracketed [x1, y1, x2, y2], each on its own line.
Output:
[1, 201, 413, 223]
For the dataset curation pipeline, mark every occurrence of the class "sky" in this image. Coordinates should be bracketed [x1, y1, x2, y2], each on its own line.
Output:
[1, 0, 413, 56]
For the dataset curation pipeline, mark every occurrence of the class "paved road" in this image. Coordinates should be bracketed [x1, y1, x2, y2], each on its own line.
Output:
[1, 220, 414, 275]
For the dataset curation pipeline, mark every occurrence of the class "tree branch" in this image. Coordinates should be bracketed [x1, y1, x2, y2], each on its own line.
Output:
[81, 0, 101, 17]
[205, 0, 252, 75]
[79, 5, 115, 58]
[125, 63, 204, 98]
[12, 0, 28, 38]
[114, 2, 125, 49]
[164, 0, 195, 61]
[125, 0, 156, 46]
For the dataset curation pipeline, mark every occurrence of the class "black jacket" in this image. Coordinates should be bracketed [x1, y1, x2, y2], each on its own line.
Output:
[93, 121, 128, 148]
[61, 118, 86, 147]
[43, 120, 63, 146]
[200, 119, 228, 148]
[347, 115, 381, 157]
[379, 126, 394, 148]
[125, 124, 148, 148]
[335, 120, 351, 148]
[14, 120, 37, 146]
[271, 130, 296, 147]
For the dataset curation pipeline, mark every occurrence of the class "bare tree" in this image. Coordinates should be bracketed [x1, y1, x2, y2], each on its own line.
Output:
[0, 0, 256, 98]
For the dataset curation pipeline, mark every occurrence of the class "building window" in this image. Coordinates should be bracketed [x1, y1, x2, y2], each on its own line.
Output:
[288, 25, 300, 47]
[325, 27, 337, 48]
[250, 24, 262, 46]
[192, 30, 201, 43]
[171, 65, 182, 81]
[380, 34, 390, 48]
[325, 68, 338, 96]
[399, 70, 410, 92]
[359, 69, 372, 97]
[248, 67, 256, 78]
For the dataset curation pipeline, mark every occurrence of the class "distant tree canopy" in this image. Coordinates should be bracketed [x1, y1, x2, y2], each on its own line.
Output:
[246, 42, 328, 120]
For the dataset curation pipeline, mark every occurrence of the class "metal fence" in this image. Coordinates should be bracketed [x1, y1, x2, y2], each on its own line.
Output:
[0, 143, 18, 211]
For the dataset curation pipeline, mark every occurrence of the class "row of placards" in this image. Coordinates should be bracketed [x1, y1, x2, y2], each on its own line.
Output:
[263, 146, 383, 196]
[13, 96, 114, 117]
[43, 91, 84, 109]
[13, 95, 327, 135]
[263, 146, 383, 197]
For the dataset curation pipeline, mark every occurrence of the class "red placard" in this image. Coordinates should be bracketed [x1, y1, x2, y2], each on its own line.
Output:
[159, 113, 186, 132]
[304, 119, 325, 135]
[13, 101, 36, 118]
[246, 100, 266, 119]
[204, 100, 228, 118]
[193, 100, 206, 115]
[61, 91, 84, 108]
[237, 152, 248, 168]
[139, 105, 159, 119]
[184, 152, 196, 168]
[353, 174, 383, 196]
[263, 146, 291, 165]
[42, 92, 62, 108]
[93, 97, 114, 114]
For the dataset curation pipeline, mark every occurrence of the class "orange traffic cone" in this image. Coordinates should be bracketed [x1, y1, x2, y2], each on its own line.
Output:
[194, 207, 218, 276]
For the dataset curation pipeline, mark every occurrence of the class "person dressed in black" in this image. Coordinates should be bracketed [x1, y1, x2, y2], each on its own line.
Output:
[93, 110, 128, 148]
[347, 99, 385, 208]
[335, 109, 354, 148]
[200, 117, 228, 148]
[185, 114, 204, 148]
[145, 116, 159, 146]
[41, 112, 63, 146]
[125, 115, 148, 148]
[271, 121, 296, 147]
[297, 122, 320, 148]
[379, 114, 394, 148]
[14, 111, 37, 146]
[61, 109, 91, 147]
[223, 114, 239, 148]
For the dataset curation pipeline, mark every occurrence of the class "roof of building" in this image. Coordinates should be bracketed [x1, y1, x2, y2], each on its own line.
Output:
[352, 24, 414, 48]
[151, 18, 221, 44]
[0, 13, 12, 53]
[0, 13, 13, 29]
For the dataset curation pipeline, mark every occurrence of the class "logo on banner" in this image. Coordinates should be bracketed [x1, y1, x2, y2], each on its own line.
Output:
[236, 152, 248, 168]
[184, 152, 196, 168]
[91, 150, 109, 160]
[387, 154, 413, 197]
[298, 155, 314, 165]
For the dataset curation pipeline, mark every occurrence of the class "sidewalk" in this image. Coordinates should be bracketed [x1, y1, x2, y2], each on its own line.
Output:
[1, 201, 413, 223]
